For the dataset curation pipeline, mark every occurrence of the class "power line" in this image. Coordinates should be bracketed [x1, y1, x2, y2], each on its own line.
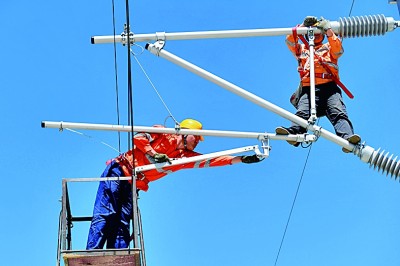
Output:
[111, 0, 122, 153]
[273, 143, 314, 266]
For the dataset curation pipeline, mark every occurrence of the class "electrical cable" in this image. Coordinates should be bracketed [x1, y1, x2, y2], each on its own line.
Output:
[124, 0, 143, 257]
[273, 143, 314, 266]
[348, 0, 355, 17]
[111, 0, 122, 153]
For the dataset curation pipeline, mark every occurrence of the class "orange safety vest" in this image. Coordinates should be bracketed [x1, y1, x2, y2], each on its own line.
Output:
[114, 125, 234, 191]
[287, 27, 354, 99]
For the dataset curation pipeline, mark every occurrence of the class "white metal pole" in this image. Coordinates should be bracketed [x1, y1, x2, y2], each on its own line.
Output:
[41, 121, 314, 143]
[92, 27, 313, 44]
[135, 145, 260, 172]
[91, 15, 398, 44]
[145, 43, 358, 152]
[307, 29, 317, 124]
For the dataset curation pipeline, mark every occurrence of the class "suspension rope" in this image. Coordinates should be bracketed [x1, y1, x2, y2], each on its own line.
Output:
[131, 48, 180, 126]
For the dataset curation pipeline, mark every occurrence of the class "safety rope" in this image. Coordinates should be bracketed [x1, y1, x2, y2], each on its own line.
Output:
[131, 49, 180, 126]
[64, 128, 121, 154]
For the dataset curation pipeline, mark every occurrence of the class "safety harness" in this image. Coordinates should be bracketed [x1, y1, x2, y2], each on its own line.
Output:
[291, 26, 354, 99]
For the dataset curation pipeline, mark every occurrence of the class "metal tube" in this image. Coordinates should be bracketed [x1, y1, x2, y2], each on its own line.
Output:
[145, 43, 356, 152]
[91, 15, 398, 44]
[307, 30, 317, 123]
[41, 120, 309, 142]
[91, 28, 310, 44]
[135, 145, 259, 173]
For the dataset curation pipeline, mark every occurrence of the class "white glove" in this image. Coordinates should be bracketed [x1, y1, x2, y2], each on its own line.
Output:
[317, 17, 331, 32]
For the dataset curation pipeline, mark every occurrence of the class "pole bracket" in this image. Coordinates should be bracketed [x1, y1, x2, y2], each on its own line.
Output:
[121, 24, 134, 46]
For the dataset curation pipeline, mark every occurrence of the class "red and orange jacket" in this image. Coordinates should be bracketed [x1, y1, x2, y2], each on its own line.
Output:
[285, 34, 344, 86]
[115, 125, 234, 191]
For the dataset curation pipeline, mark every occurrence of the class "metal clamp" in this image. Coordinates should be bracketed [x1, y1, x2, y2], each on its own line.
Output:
[121, 24, 135, 46]
[307, 28, 315, 45]
[255, 137, 271, 159]
[146, 40, 166, 56]
[155, 31, 166, 41]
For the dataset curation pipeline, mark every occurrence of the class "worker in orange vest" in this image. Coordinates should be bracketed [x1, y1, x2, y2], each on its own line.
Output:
[86, 118, 262, 249]
[275, 16, 361, 152]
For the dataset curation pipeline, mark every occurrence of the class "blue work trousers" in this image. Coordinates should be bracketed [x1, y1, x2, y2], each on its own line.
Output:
[86, 161, 133, 249]
[290, 82, 354, 139]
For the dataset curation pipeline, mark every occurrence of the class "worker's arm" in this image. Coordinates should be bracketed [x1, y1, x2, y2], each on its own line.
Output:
[285, 34, 301, 57]
[318, 18, 343, 59]
[326, 29, 344, 59]
[134, 132, 170, 163]
[134, 133, 155, 155]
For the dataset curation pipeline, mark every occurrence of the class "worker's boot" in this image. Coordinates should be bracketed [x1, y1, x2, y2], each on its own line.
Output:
[275, 126, 300, 147]
[342, 134, 361, 153]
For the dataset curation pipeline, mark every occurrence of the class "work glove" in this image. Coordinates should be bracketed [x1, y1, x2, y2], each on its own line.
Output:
[316, 17, 331, 32]
[303, 16, 318, 27]
[153, 153, 172, 164]
[241, 154, 263, 164]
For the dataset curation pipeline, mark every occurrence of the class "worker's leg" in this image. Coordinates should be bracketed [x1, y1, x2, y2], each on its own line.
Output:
[324, 83, 355, 139]
[113, 180, 133, 249]
[86, 162, 123, 249]
[287, 87, 311, 134]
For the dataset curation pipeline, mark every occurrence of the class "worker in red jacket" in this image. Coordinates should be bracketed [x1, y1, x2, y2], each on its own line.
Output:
[86, 118, 262, 249]
[275, 16, 361, 152]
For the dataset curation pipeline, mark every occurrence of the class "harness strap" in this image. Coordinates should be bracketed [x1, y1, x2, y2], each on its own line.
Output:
[292, 25, 354, 99]
[316, 56, 354, 99]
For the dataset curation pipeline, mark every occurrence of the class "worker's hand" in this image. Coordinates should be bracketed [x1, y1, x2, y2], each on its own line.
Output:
[317, 17, 331, 32]
[303, 16, 318, 27]
[241, 155, 263, 164]
[153, 153, 172, 164]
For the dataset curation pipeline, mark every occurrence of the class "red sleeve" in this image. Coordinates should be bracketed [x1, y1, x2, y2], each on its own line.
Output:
[285, 34, 301, 58]
[327, 35, 344, 59]
[134, 133, 153, 154]
[134, 125, 165, 154]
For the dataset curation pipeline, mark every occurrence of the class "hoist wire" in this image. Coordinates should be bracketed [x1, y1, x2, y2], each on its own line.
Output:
[131, 49, 180, 126]
[111, 0, 122, 153]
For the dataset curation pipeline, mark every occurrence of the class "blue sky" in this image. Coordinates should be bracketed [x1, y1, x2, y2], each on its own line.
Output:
[1, 1, 400, 265]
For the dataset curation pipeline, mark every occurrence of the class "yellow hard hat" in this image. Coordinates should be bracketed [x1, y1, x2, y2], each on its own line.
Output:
[180, 118, 204, 141]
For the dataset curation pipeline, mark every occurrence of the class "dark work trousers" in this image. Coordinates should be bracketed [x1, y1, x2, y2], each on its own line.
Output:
[86, 161, 133, 249]
[288, 81, 355, 139]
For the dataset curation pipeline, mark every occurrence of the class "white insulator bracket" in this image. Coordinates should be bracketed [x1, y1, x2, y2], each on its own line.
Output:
[355, 143, 375, 163]
[145, 41, 165, 56]
[155, 32, 166, 41]
[255, 138, 271, 159]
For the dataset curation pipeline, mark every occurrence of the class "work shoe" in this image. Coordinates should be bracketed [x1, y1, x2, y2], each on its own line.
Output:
[275, 126, 300, 147]
[342, 134, 361, 153]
